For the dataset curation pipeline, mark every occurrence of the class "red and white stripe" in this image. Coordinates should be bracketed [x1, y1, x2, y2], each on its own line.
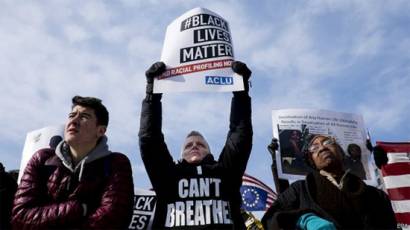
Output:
[242, 173, 277, 207]
[377, 141, 410, 227]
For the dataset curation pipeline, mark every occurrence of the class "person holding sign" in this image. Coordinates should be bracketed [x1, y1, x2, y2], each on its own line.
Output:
[262, 135, 396, 230]
[139, 61, 252, 229]
[12, 96, 134, 229]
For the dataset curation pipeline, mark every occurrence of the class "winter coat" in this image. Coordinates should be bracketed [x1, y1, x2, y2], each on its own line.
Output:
[139, 94, 253, 229]
[12, 136, 134, 229]
[0, 169, 17, 230]
[261, 171, 397, 230]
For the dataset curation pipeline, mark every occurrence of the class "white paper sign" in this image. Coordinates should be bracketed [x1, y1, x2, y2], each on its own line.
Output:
[272, 109, 378, 186]
[129, 189, 157, 230]
[154, 7, 244, 93]
[18, 125, 64, 183]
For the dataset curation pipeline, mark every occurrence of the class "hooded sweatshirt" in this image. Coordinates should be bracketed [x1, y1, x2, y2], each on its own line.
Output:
[139, 94, 253, 229]
[12, 136, 134, 229]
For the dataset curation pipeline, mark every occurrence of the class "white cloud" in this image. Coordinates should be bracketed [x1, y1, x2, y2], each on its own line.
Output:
[63, 24, 91, 43]
[1, 0, 410, 192]
[79, 1, 112, 26]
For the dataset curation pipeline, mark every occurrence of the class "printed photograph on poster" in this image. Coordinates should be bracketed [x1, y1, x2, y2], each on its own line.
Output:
[154, 7, 244, 93]
[272, 109, 378, 186]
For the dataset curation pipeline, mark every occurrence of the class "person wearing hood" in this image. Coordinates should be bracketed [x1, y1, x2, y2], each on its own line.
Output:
[12, 96, 134, 229]
[139, 61, 253, 229]
[261, 135, 397, 230]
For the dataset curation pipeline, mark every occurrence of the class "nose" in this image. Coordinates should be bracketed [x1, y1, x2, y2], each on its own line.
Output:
[316, 144, 329, 154]
[68, 113, 80, 125]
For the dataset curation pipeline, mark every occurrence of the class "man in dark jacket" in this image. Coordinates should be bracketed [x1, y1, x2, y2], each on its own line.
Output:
[139, 61, 253, 229]
[262, 135, 397, 230]
[0, 163, 17, 230]
[12, 96, 134, 229]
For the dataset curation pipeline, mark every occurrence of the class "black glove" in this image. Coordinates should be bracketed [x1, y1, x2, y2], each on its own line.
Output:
[145, 62, 166, 94]
[231, 61, 252, 92]
[373, 145, 388, 169]
[267, 138, 279, 155]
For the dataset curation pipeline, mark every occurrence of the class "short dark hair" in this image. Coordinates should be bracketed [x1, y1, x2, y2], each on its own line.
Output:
[186, 130, 205, 139]
[72, 96, 109, 126]
[347, 143, 361, 156]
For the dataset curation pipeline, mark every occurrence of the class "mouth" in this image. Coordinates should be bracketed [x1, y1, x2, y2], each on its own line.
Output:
[320, 151, 333, 160]
[67, 127, 78, 134]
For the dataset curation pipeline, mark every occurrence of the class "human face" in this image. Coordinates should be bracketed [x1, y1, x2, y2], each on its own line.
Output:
[182, 135, 209, 164]
[348, 144, 362, 160]
[290, 130, 300, 141]
[309, 136, 343, 171]
[64, 105, 106, 148]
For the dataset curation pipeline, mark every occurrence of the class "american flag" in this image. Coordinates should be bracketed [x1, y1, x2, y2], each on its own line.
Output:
[376, 141, 410, 228]
[240, 173, 277, 211]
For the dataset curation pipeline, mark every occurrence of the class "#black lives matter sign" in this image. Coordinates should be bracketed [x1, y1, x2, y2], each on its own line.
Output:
[128, 189, 157, 230]
[154, 7, 244, 93]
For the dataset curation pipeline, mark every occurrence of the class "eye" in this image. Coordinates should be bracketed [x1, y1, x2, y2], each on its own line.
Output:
[184, 143, 193, 149]
[323, 139, 334, 146]
[80, 114, 88, 120]
[309, 144, 319, 153]
[68, 113, 75, 118]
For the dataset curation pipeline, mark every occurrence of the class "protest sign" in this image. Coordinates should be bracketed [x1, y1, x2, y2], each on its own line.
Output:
[129, 189, 157, 230]
[272, 109, 378, 185]
[154, 7, 244, 93]
[375, 142, 410, 229]
[18, 125, 64, 183]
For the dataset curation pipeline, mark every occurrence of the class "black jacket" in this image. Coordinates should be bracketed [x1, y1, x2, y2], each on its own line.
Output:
[139, 94, 252, 229]
[0, 170, 17, 230]
[262, 171, 397, 230]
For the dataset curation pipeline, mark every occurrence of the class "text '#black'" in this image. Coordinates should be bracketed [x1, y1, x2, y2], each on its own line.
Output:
[193, 28, 231, 44]
[180, 43, 233, 63]
[180, 14, 229, 32]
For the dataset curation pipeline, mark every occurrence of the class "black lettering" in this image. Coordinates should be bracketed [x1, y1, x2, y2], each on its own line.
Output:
[128, 214, 150, 230]
[180, 43, 233, 63]
[193, 28, 231, 44]
[180, 14, 229, 32]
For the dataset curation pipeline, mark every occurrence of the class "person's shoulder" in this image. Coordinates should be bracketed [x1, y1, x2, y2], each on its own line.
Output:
[289, 179, 306, 189]
[109, 152, 132, 165]
[110, 152, 129, 159]
[31, 148, 56, 163]
[364, 184, 388, 196]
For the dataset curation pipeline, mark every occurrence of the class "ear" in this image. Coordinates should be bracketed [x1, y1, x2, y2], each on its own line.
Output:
[97, 126, 107, 138]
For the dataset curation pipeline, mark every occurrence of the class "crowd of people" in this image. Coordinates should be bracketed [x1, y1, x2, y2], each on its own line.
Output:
[0, 61, 399, 229]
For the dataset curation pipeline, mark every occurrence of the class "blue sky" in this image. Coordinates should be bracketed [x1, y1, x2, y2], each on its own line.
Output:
[1, 0, 410, 191]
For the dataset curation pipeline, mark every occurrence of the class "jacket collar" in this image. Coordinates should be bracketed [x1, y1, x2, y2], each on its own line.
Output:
[179, 153, 216, 166]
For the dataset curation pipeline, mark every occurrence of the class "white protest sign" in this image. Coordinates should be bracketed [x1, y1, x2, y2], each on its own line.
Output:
[154, 7, 244, 93]
[272, 109, 378, 186]
[128, 189, 157, 230]
[18, 125, 64, 183]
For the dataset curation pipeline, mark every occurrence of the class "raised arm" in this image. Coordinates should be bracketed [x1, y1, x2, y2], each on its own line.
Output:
[218, 61, 253, 177]
[138, 62, 175, 193]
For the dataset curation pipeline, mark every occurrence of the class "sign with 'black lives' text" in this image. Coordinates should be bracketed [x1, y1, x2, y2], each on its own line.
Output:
[128, 189, 156, 230]
[154, 7, 244, 93]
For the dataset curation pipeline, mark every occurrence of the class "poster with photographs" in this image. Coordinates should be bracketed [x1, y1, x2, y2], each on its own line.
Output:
[272, 109, 378, 186]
